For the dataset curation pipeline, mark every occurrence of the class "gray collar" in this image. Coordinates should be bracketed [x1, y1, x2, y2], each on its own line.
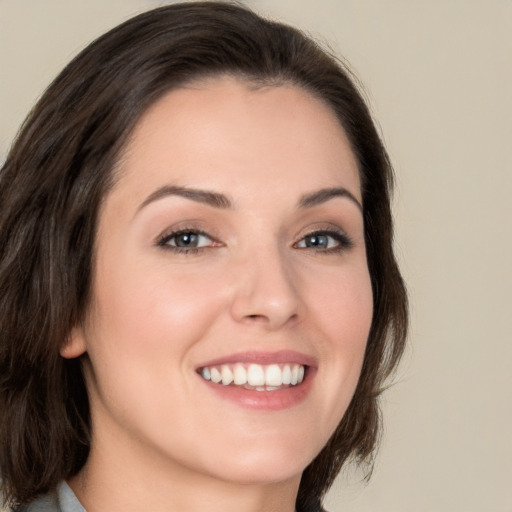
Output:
[14, 482, 86, 512]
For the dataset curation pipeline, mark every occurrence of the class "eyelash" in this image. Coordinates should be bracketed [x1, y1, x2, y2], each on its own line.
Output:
[294, 229, 353, 254]
[156, 227, 216, 254]
[156, 227, 353, 255]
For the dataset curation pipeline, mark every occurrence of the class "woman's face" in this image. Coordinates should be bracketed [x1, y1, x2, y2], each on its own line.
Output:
[65, 77, 373, 486]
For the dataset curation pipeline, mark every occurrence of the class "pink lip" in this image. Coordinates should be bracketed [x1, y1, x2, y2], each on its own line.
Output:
[196, 350, 317, 411]
[196, 350, 317, 369]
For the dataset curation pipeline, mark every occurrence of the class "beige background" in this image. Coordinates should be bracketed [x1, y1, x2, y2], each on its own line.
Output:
[1, 1, 511, 511]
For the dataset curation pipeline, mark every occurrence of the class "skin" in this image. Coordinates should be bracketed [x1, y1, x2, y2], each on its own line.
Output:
[62, 76, 373, 512]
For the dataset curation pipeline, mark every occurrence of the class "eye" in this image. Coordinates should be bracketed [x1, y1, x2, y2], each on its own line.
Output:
[295, 230, 353, 252]
[157, 229, 217, 253]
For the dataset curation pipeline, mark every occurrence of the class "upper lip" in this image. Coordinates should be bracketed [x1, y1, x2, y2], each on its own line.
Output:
[196, 350, 317, 369]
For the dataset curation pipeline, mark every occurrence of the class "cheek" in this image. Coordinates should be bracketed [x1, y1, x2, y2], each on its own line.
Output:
[303, 263, 373, 421]
[89, 260, 226, 361]
[331, 268, 373, 383]
[81, 259, 229, 436]
[307, 262, 373, 347]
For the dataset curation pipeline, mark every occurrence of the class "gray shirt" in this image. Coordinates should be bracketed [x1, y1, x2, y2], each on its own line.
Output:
[14, 482, 85, 512]
[14, 482, 325, 512]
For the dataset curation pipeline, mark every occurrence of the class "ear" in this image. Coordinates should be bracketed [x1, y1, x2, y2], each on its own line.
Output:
[60, 326, 87, 359]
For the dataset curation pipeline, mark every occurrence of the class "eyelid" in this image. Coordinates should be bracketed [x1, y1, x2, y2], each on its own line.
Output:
[156, 225, 222, 251]
[154, 222, 354, 255]
[293, 225, 354, 252]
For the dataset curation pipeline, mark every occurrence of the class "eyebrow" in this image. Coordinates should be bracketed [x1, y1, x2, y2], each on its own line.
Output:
[298, 187, 362, 211]
[137, 185, 362, 213]
[138, 185, 233, 211]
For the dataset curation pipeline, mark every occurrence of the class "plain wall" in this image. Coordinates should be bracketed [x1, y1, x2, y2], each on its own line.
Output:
[1, 1, 511, 511]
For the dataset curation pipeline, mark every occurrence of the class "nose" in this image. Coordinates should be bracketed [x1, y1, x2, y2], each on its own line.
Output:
[229, 247, 302, 330]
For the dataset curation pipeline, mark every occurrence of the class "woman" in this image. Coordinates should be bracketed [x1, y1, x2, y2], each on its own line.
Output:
[0, 3, 408, 511]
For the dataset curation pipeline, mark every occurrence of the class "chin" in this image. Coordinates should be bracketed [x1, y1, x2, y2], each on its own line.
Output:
[197, 437, 320, 485]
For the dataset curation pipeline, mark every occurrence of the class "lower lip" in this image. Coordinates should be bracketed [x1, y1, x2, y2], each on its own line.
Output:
[200, 368, 316, 411]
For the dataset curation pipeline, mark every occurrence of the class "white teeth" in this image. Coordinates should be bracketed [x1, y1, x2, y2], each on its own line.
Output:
[282, 364, 292, 385]
[233, 364, 248, 385]
[290, 364, 299, 385]
[221, 365, 233, 385]
[265, 364, 282, 387]
[210, 367, 222, 384]
[247, 364, 265, 386]
[200, 362, 307, 389]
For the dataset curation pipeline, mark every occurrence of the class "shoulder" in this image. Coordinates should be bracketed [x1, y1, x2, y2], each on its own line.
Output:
[12, 482, 85, 512]
[13, 492, 59, 512]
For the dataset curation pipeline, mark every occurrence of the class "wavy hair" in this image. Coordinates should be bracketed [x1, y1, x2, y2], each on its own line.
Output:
[0, 2, 407, 509]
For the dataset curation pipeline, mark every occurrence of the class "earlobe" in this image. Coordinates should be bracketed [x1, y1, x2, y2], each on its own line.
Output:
[60, 326, 87, 359]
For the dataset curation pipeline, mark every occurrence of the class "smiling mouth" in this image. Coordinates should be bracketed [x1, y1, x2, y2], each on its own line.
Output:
[198, 363, 306, 391]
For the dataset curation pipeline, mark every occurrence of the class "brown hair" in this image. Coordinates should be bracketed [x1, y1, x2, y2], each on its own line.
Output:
[0, 2, 407, 509]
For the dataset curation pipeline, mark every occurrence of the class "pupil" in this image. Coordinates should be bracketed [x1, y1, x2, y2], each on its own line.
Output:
[176, 233, 198, 247]
[306, 234, 327, 248]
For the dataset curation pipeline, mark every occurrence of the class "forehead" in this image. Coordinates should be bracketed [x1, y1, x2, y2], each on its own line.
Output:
[114, 76, 361, 206]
